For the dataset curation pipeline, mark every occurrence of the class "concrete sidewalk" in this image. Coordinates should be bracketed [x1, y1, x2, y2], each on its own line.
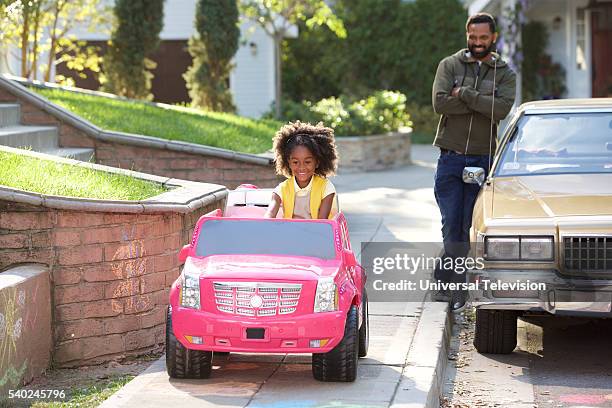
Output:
[100, 145, 450, 408]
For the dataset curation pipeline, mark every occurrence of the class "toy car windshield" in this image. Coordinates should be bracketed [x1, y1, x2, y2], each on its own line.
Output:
[194, 218, 337, 260]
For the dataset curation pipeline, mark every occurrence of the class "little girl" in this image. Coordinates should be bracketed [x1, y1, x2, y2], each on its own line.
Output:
[264, 121, 338, 219]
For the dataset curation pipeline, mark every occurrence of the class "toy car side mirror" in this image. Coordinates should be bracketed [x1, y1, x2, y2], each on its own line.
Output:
[179, 244, 191, 264]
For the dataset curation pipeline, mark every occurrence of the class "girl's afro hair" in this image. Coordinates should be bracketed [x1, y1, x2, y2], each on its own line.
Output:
[272, 121, 338, 178]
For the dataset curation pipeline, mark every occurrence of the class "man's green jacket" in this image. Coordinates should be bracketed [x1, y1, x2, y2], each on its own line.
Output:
[432, 49, 516, 156]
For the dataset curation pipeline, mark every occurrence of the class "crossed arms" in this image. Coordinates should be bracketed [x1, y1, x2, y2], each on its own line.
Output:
[432, 57, 516, 121]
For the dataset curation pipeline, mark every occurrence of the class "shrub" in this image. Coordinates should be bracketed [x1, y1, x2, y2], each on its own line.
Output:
[277, 99, 320, 124]
[405, 103, 439, 144]
[310, 97, 351, 132]
[184, 0, 240, 112]
[269, 91, 412, 136]
[344, 91, 410, 136]
[102, 0, 164, 100]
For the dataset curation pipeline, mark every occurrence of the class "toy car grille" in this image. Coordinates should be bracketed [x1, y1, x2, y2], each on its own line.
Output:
[213, 282, 302, 316]
[563, 236, 612, 275]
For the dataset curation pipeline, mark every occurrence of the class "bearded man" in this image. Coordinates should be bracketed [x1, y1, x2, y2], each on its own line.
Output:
[431, 13, 516, 311]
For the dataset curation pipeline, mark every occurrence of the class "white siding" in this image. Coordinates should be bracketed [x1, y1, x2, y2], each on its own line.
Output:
[69, 0, 197, 40]
[469, 0, 494, 15]
[160, 0, 197, 40]
[230, 21, 276, 118]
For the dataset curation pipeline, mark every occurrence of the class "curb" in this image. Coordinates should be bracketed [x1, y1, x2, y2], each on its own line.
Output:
[391, 302, 452, 408]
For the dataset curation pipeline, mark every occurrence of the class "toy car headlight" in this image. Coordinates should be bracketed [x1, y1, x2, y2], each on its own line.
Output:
[314, 277, 338, 313]
[180, 268, 201, 309]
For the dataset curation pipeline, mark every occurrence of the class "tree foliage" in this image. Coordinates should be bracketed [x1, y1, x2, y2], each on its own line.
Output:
[102, 0, 165, 100]
[240, 0, 347, 117]
[283, 0, 467, 106]
[0, 0, 105, 83]
[184, 0, 240, 112]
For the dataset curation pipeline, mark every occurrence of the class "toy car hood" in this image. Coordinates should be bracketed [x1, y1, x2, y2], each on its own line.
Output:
[184, 255, 343, 281]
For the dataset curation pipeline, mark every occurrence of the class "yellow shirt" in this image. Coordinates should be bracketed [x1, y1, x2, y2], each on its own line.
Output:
[273, 175, 336, 219]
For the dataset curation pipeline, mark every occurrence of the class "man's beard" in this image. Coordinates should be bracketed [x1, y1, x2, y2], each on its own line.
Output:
[468, 42, 494, 59]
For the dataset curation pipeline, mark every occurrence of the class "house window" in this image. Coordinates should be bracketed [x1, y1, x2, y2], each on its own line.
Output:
[576, 8, 587, 70]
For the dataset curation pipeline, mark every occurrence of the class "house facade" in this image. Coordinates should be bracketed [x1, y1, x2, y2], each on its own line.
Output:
[1, 0, 283, 118]
[468, 0, 612, 100]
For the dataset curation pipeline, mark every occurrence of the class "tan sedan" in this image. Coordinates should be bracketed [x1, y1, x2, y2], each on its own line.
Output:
[466, 98, 612, 354]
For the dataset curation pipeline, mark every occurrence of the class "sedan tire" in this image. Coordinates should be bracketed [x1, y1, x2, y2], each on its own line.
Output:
[474, 309, 518, 354]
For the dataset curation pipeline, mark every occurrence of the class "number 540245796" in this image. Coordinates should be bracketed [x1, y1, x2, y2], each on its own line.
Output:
[8, 389, 66, 399]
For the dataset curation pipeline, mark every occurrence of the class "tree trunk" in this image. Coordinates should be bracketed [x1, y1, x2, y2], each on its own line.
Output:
[45, 3, 62, 82]
[21, 12, 30, 77]
[44, 37, 57, 83]
[30, 3, 42, 80]
[274, 34, 282, 119]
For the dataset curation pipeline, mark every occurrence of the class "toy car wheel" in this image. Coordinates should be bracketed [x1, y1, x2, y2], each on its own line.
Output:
[312, 305, 359, 382]
[166, 306, 213, 378]
[358, 288, 369, 358]
[473, 309, 518, 354]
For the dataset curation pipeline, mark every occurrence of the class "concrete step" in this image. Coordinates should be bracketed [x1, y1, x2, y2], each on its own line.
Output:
[0, 125, 59, 150]
[41, 147, 95, 162]
[0, 103, 21, 127]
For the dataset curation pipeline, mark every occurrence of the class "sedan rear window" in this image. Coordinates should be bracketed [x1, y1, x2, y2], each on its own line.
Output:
[195, 219, 337, 260]
[496, 112, 612, 176]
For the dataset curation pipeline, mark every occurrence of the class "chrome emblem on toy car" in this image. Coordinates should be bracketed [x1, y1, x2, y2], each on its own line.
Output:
[250, 295, 263, 308]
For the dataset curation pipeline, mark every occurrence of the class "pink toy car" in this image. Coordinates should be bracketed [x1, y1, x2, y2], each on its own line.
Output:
[166, 186, 369, 382]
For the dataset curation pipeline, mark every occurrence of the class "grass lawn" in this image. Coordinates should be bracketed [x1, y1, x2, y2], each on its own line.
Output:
[28, 375, 134, 408]
[34, 88, 281, 154]
[0, 151, 167, 200]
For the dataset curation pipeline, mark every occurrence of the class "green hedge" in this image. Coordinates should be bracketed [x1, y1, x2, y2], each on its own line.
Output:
[268, 91, 412, 136]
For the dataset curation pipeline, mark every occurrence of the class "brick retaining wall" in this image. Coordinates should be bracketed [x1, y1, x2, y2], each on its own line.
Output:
[0, 198, 223, 367]
[93, 141, 278, 189]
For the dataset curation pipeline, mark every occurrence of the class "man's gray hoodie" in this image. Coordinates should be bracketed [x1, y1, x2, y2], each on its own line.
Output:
[432, 49, 516, 155]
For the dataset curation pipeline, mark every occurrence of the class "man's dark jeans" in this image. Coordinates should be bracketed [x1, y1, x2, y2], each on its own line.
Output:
[434, 149, 490, 284]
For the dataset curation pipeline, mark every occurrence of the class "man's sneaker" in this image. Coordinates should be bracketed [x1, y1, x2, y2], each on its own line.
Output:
[431, 288, 451, 302]
[450, 290, 467, 313]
